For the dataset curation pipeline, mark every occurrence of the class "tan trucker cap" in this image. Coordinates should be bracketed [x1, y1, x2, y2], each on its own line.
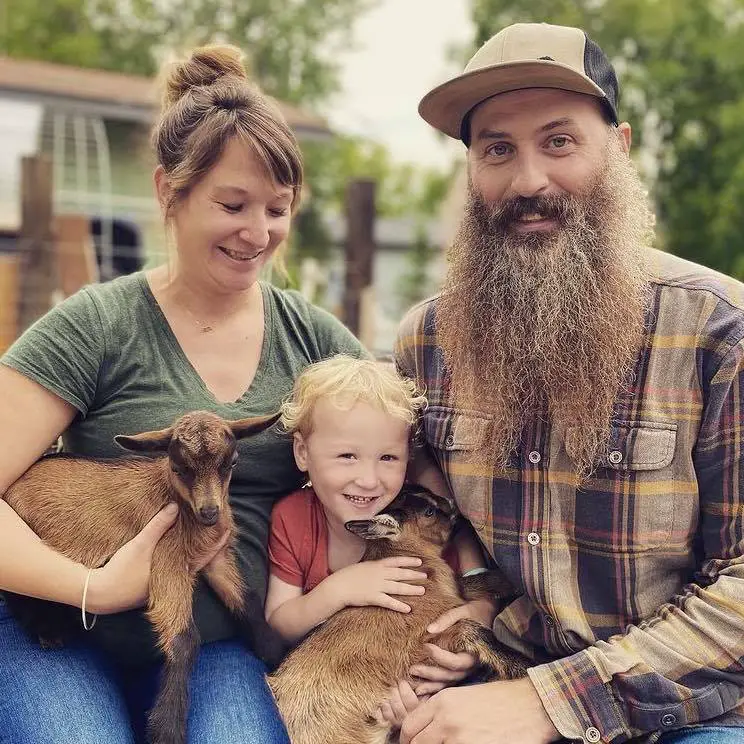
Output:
[419, 22, 619, 143]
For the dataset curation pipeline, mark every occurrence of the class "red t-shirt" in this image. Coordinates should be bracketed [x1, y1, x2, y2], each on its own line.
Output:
[268, 487, 460, 593]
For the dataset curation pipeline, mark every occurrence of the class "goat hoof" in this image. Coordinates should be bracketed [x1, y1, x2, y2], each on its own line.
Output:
[257, 634, 286, 670]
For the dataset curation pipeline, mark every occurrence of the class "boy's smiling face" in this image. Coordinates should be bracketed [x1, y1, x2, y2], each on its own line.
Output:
[293, 399, 409, 531]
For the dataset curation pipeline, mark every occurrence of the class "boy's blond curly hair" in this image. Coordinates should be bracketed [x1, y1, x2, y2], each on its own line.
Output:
[280, 354, 427, 438]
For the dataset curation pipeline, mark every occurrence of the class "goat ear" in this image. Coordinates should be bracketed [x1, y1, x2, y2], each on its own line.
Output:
[229, 412, 281, 440]
[114, 427, 173, 452]
[345, 513, 401, 540]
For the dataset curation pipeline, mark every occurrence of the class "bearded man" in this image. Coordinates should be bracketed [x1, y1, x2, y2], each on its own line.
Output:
[392, 22, 744, 744]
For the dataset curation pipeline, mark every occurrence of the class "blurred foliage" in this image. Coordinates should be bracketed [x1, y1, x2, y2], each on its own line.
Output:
[0, 0, 375, 107]
[0, 0, 452, 307]
[290, 135, 451, 296]
[470, 0, 744, 277]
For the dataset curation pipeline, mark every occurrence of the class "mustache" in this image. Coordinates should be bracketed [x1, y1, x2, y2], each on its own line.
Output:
[486, 193, 576, 229]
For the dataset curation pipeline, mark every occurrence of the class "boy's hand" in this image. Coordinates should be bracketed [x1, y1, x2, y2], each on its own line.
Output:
[409, 598, 497, 696]
[327, 556, 427, 613]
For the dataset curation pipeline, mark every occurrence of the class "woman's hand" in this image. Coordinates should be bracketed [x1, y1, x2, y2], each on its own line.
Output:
[84, 503, 228, 614]
[326, 556, 427, 613]
[409, 598, 498, 696]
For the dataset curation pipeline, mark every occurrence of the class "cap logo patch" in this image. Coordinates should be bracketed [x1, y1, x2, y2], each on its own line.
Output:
[539, 56, 555, 61]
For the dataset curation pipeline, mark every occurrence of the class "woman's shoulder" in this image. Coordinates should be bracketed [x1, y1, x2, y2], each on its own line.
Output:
[261, 282, 367, 360]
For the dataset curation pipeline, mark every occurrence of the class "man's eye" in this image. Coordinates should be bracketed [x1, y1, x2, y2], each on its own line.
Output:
[339, 453, 356, 460]
[220, 202, 242, 213]
[380, 454, 399, 462]
[486, 142, 511, 157]
[549, 136, 570, 149]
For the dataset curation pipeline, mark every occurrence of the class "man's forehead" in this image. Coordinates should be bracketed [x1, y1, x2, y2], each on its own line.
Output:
[469, 88, 604, 138]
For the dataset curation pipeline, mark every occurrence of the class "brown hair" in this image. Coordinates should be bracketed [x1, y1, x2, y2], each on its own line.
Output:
[152, 44, 304, 217]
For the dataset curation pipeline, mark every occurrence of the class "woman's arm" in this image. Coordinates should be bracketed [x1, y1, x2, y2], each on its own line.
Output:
[0, 366, 180, 614]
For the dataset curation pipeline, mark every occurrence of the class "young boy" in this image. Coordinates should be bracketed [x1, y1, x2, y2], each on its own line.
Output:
[265, 355, 495, 646]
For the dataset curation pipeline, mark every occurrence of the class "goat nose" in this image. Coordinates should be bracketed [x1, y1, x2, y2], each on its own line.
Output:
[199, 505, 219, 524]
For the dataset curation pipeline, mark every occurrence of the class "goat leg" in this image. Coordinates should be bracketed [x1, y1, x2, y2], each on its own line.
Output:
[458, 568, 520, 614]
[431, 618, 530, 681]
[146, 622, 201, 744]
[145, 539, 201, 744]
[202, 547, 286, 670]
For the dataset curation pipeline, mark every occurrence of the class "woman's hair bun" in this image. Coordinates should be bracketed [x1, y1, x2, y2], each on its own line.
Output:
[162, 44, 248, 109]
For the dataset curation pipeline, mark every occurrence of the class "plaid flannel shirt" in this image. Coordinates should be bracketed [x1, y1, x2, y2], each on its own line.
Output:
[394, 249, 744, 744]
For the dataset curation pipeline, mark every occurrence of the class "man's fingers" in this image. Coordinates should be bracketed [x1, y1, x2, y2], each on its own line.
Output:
[399, 696, 436, 744]
[427, 605, 469, 633]
[424, 643, 475, 671]
[413, 680, 447, 696]
[410, 664, 464, 682]
[397, 679, 419, 709]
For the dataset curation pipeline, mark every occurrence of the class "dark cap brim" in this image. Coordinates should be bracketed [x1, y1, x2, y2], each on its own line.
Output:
[419, 59, 610, 140]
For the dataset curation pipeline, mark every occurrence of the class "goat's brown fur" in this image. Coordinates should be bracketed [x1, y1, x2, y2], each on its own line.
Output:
[2, 410, 285, 744]
[268, 484, 528, 744]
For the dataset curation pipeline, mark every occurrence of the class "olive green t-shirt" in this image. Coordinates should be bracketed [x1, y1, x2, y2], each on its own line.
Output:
[2, 271, 366, 665]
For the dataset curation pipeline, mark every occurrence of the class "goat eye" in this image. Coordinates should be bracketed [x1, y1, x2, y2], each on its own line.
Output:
[171, 465, 184, 476]
[423, 506, 436, 517]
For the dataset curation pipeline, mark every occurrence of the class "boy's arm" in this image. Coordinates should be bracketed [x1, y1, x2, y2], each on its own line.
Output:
[265, 573, 345, 644]
[267, 557, 429, 645]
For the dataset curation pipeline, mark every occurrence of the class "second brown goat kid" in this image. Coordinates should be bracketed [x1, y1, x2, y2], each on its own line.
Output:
[268, 483, 529, 744]
[2, 410, 285, 744]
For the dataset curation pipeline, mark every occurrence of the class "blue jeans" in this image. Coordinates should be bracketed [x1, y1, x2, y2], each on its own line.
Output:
[658, 728, 744, 743]
[0, 597, 289, 744]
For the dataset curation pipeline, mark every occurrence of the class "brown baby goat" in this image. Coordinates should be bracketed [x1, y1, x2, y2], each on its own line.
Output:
[2, 410, 284, 744]
[268, 483, 529, 744]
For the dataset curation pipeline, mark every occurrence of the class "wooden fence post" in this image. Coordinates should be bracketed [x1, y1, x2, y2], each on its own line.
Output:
[17, 155, 56, 332]
[342, 178, 376, 346]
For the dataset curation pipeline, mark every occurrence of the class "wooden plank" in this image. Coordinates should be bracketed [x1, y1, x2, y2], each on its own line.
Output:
[342, 178, 376, 343]
[0, 255, 19, 354]
[17, 155, 56, 332]
[54, 214, 99, 297]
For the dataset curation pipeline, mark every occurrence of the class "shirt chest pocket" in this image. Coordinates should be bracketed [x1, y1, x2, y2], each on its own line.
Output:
[424, 408, 492, 529]
[571, 421, 679, 551]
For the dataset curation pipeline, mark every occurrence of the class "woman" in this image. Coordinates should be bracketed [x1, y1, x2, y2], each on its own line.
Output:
[0, 44, 365, 743]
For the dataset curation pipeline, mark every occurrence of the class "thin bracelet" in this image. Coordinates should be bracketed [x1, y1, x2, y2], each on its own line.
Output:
[461, 567, 489, 577]
[81, 567, 98, 631]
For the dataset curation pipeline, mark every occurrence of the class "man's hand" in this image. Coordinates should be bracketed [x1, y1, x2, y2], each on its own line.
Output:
[325, 556, 427, 613]
[399, 678, 561, 744]
[375, 679, 430, 728]
[410, 598, 498, 695]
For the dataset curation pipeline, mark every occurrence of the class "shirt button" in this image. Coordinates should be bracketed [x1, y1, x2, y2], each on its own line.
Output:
[527, 532, 541, 546]
[608, 450, 623, 465]
[585, 727, 601, 743]
[544, 614, 555, 627]
[661, 713, 677, 727]
[445, 434, 455, 447]
[528, 450, 541, 464]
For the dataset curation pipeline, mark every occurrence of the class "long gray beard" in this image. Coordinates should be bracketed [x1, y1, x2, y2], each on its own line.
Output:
[436, 139, 654, 476]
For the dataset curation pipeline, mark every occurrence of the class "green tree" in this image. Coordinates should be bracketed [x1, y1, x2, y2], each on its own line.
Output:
[469, 0, 744, 276]
[0, 0, 375, 106]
